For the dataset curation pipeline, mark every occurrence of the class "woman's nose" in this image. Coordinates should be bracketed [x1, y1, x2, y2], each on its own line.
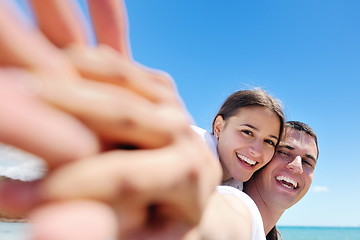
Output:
[249, 140, 263, 158]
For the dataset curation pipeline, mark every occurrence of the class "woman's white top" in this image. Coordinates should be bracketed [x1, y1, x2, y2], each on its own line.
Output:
[217, 186, 266, 240]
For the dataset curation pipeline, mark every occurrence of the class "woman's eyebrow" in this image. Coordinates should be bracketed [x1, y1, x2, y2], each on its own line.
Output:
[269, 135, 279, 140]
[240, 123, 258, 130]
[240, 123, 278, 140]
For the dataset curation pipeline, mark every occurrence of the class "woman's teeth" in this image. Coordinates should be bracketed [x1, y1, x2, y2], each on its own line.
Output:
[236, 153, 256, 166]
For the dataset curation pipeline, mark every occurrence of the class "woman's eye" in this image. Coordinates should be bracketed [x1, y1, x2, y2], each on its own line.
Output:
[265, 139, 275, 146]
[241, 130, 253, 136]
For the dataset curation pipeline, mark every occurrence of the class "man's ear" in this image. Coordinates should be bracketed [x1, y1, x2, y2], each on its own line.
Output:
[213, 115, 225, 139]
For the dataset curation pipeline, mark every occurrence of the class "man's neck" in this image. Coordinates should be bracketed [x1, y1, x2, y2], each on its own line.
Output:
[244, 183, 285, 235]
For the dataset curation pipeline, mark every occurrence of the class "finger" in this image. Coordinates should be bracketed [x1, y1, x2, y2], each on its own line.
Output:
[142, 67, 188, 108]
[30, 0, 131, 58]
[30, 201, 190, 240]
[144, 68, 178, 93]
[63, 45, 182, 105]
[41, 150, 200, 224]
[0, 70, 100, 167]
[41, 77, 191, 149]
[0, 1, 72, 72]
[30, 200, 118, 240]
[0, 180, 42, 216]
[0, 178, 32, 219]
[122, 207, 191, 240]
[40, 134, 219, 224]
[29, 0, 179, 106]
[139, 204, 195, 240]
[115, 203, 148, 237]
[1, 66, 187, 151]
[0, 133, 220, 226]
[87, 0, 131, 58]
[29, 0, 88, 48]
[0, 147, 198, 222]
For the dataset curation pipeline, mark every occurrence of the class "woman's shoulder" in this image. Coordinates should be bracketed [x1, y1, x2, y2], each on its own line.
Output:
[216, 186, 266, 240]
[191, 125, 208, 136]
[191, 125, 218, 156]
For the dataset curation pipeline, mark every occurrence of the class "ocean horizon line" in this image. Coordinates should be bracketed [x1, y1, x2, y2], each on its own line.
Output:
[1, 222, 359, 228]
[278, 225, 360, 229]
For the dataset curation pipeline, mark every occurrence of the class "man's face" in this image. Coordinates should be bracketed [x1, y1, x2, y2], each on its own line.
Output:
[253, 127, 318, 210]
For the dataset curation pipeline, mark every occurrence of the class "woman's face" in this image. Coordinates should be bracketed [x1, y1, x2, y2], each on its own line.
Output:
[214, 106, 281, 182]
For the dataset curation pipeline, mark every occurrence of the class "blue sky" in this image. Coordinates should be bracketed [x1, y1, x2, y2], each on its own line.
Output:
[125, 0, 360, 227]
[6, 0, 360, 227]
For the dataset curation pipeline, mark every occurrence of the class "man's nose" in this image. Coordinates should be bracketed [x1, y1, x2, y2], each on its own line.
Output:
[286, 155, 303, 174]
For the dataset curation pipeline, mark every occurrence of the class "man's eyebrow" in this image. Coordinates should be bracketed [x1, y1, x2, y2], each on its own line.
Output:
[240, 124, 279, 140]
[280, 144, 294, 151]
[280, 145, 317, 162]
[306, 154, 317, 162]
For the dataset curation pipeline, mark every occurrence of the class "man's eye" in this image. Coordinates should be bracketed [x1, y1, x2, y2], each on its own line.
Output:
[303, 159, 313, 167]
[277, 150, 289, 156]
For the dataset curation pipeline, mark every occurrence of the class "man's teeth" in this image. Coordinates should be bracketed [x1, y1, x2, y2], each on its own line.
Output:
[236, 153, 256, 166]
[276, 176, 298, 189]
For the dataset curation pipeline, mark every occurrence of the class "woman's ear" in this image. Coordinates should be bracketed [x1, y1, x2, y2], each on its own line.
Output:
[213, 115, 225, 139]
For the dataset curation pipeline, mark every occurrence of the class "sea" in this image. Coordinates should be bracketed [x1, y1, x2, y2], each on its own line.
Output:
[278, 226, 360, 240]
[0, 222, 359, 239]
